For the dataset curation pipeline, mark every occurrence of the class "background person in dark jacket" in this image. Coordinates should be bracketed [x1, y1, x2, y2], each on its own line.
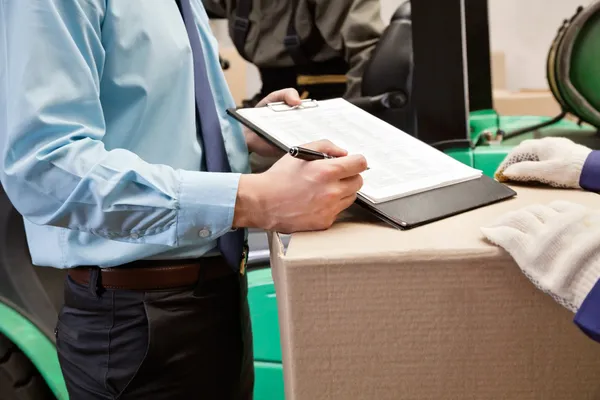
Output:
[203, 0, 384, 106]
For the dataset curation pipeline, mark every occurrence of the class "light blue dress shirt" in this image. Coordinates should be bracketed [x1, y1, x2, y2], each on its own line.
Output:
[0, 0, 250, 268]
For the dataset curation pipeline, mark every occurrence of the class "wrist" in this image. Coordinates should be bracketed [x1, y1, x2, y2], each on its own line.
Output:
[573, 148, 592, 173]
[579, 150, 600, 191]
[233, 174, 269, 229]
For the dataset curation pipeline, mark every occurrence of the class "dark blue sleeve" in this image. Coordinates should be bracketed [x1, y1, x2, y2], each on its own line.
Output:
[574, 279, 600, 343]
[571, 152, 600, 341]
[579, 151, 600, 192]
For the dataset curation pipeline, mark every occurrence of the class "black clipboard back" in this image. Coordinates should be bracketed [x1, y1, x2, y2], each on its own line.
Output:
[227, 107, 288, 152]
[356, 174, 516, 230]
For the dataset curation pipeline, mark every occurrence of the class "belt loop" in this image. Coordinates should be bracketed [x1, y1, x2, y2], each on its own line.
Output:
[88, 267, 101, 298]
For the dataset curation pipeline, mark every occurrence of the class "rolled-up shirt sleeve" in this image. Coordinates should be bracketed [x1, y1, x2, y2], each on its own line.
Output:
[0, 0, 239, 247]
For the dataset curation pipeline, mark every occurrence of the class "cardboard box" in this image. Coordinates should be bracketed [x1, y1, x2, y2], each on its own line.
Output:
[491, 51, 506, 90]
[493, 89, 562, 117]
[269, 185, 600, 400]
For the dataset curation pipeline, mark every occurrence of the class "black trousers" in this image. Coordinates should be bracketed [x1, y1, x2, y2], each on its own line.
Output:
[55, 269, 254, 399]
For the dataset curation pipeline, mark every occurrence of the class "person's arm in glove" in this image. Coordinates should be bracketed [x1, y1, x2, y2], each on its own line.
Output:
[481, 201, 600, 342]
[494, 137, 600, 191]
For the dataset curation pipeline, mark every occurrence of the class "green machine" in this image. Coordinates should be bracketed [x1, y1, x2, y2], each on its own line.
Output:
[1, 1, 599, 399]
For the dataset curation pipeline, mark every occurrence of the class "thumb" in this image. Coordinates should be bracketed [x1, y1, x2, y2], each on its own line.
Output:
[502, 160, 551, 182]
[255, 88, 302, 107]
[494, 140, 541, 180]
[503, 159, 576, 188]
[282, 88, 302, 106]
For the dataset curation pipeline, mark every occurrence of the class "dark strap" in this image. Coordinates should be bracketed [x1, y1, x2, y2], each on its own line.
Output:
[68, 258, 234, 290]
[230, 0, 326, 65]
[284, 0, 326, 65]
[232, 0, 252, 60]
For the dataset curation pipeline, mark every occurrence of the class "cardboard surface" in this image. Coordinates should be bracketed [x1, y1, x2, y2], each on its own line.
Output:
[269, 185, 600, 400]
[493, 89, 562, 117]
[491, 51, 506, 90]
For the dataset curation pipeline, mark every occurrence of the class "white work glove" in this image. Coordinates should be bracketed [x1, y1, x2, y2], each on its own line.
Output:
[481, 200, 600, 313]
[495, 137, 592, 189]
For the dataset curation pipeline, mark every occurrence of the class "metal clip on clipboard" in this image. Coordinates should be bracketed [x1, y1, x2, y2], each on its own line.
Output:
[266, 98, 319, 112]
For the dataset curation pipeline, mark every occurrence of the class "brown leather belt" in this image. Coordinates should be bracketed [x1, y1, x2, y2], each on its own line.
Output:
[68, 257, 234, 291]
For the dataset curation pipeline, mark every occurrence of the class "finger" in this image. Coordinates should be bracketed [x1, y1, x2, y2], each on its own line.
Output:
[540, 136, 575, 147]
[548, 200, 587, 214]
[334, 192, 358, 215]
[480, 225, 528, 255]
[523, 203, 560, 225]
[302, 139, 348, 157]
[501, 139, 540, 159]
[322, 154, 369, 179]
[488, 207, 546, 236]
[255, 88, 302, 107]
[495, 139, 539, 165]
[485, 208, 533, 231]
[339, 174, 364, 196]
[283, 89, 302, 106]
[547, 201, 592, 230]
[495, 141, 541, 179]
[514, 138, 540, 153]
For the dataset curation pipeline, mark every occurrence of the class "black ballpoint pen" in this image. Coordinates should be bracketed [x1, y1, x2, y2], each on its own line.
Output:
[289, 146, 334, 161]
[289, 146, 370, 169]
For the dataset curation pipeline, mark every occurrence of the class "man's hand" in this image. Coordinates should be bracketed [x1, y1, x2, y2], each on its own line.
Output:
[234, 139, 368, 233]
[495, 137, 591, 188]
[481, 200, 600, 313]
[244, 88, 302, 157]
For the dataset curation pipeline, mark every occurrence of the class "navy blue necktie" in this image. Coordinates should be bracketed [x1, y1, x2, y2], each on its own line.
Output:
[179, 0, 245, 271]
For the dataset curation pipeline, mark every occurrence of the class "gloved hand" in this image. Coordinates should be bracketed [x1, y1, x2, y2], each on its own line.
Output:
[495, 137, 592, 189]
[481, 200, 600, 313]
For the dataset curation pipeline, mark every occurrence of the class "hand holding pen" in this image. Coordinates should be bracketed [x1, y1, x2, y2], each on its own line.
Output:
[240, 139, 367, 233]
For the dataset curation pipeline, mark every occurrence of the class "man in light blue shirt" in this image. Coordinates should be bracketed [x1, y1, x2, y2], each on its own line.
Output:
[0, 0, 367, 398]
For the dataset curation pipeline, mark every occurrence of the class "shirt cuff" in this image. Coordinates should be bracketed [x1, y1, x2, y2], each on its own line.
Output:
[579, 150, 600, 192]
[574, 278, 600, 343]
[176, 170, 241, 247]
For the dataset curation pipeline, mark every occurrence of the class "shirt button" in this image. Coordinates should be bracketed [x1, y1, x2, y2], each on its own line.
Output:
[198, 228, 211, 238]
[131, 233, 140, 239]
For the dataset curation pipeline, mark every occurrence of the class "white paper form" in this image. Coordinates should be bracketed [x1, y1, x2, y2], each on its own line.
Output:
[236, 98, 482, 204]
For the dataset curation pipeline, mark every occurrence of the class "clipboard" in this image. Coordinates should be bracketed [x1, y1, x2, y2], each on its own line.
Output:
[226, 100, 517, 230]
